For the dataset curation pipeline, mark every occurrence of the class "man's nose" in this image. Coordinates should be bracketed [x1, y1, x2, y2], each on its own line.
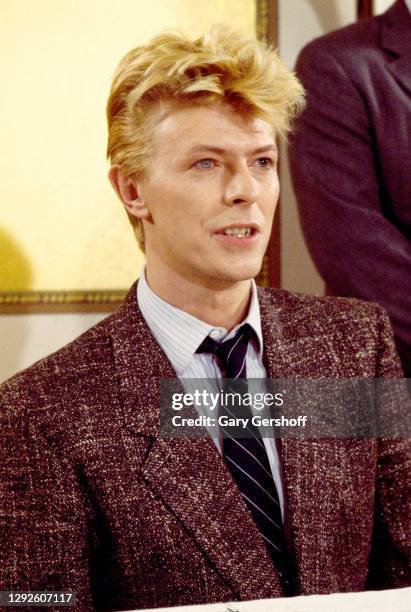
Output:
[224, 167, 260, 206]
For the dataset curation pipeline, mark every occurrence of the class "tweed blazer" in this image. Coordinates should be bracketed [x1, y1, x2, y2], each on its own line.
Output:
[0, 284, 410, 611]
[288, 0, 411, 377]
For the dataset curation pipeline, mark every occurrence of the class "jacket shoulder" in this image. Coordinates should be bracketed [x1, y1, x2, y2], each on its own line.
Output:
[0, 311, 117, 421]
[259, 286, 393, 346]
[259, 285, 383, 320]
[258, 287, 402, 377]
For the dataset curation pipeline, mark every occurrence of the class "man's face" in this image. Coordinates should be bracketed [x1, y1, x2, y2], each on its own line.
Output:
[137, 102, 279, 288]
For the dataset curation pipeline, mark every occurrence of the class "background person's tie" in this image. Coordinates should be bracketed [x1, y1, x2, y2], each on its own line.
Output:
[196, 324, 291, 592]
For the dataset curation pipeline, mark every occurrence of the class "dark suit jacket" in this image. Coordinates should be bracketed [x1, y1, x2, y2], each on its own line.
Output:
[0, 284, 410, 611]
[288, 0, 411, 376]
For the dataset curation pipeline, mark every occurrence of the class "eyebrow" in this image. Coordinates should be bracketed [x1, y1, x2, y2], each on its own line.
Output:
[184, 144, 278, 156]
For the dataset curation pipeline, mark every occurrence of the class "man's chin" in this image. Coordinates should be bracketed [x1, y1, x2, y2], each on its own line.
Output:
[216, 259, 264, 283]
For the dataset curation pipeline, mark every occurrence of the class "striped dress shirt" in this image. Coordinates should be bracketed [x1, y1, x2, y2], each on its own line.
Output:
[137, 270, 284, 517]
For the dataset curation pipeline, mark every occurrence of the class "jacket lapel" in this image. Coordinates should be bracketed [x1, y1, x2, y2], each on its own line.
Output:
[381, 0, 411, 95]
[258, 289, 345, 592]
[142, 437, 283, 599]
[108, 281, 174, 437]
[108, 282, 283, 599]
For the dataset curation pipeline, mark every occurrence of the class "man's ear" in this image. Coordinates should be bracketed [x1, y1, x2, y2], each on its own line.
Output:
[108, 165, 151, 220]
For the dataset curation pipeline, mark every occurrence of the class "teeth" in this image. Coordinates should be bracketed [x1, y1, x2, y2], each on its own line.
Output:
[223, 227, 252, 237]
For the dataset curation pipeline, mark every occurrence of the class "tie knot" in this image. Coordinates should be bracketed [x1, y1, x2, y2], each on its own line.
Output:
[196, 324, 252, 379]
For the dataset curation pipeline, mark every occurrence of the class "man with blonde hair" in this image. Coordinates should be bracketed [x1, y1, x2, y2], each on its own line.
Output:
[0, 27, 409, 610]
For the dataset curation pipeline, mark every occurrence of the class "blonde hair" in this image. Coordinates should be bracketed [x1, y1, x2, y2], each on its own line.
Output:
[106, 26, 305, 248]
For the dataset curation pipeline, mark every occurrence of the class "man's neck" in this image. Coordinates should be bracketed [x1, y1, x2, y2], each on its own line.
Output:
[145, 266, 253, 331]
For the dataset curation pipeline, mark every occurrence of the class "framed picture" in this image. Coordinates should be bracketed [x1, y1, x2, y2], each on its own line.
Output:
[0, 0, 278, 313]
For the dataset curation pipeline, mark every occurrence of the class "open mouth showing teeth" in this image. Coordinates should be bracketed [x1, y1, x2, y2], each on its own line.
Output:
[222, 228, 253, 237]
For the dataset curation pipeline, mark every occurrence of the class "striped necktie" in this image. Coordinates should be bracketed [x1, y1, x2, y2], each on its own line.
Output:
[196, 324, 291, 592]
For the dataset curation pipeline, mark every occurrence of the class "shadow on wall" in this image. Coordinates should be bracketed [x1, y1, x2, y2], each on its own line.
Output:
[0, 228, 32, 382]
[0, 227, 32, 290]
[307, 0, 345, 33]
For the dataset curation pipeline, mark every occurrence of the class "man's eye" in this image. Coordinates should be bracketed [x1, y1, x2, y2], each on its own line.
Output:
[194, 159, 215, 169]
[255, 157, 275, 168]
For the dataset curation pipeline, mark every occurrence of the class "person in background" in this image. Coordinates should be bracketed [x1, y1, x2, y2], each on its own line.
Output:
[289, 0, 411, 376]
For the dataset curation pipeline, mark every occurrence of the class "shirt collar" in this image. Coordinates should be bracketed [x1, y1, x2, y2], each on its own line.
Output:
[137, 269, 263, 376]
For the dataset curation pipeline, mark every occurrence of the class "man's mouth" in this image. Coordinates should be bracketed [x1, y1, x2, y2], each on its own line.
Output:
[222, 227, 253, 238]
[213, 223, 260, 247]
[215, 223, 259, 238]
